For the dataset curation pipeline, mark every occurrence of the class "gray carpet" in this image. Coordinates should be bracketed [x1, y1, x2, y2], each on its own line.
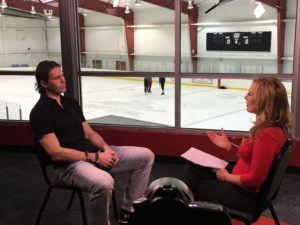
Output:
[0, 150, 299, 225]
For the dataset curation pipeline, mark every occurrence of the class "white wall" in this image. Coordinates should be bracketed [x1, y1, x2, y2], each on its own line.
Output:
[81, 0, 297, 73]
[198, 1, 276, 22]
[45, 19, 61, 52]
[84, 13, 125, 53]
[0, 16, 61, 67]
[0, 0, 297, 74]
[85, 28, 126, 53]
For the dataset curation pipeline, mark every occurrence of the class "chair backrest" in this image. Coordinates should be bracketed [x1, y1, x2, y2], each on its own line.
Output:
[255, 139, 293, 212]
[35, 142, 56, 186]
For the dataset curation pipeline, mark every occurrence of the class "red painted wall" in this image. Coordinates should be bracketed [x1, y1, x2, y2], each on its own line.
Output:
[1, 122, 299, 167]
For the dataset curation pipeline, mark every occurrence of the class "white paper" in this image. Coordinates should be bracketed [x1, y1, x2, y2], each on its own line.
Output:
[181, 147, 228, 169]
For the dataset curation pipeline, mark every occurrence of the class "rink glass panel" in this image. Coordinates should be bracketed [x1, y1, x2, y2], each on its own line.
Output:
[0, 4, 62, 69]
[81, 76, 175, 127]
[0, 75, 38, 121]
[78, 1, 175, 73]
[180, 78, 292, 131]
[180, 0, 297, 75]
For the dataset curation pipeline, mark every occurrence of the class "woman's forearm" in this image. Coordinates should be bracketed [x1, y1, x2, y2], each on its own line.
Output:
[226, 174, 242, 186]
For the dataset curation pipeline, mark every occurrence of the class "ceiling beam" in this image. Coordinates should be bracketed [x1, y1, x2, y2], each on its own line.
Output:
[143, 0, 193, 15]
[78, 0, 125, 18]
[6, 0, 59, 17]
[260, 0, 285, 10]
[78, 0, 135, 70]
[276, 0, 287, 74]
[124, 13, 135, 70]
[188, 6, 198, 72]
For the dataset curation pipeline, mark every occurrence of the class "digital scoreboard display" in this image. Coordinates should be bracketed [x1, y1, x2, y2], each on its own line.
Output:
[206, 31, 271, 51]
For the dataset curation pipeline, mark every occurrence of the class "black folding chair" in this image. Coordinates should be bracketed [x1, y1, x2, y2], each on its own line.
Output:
[34, 146, 118, 225]
[227, 139, 293, 225]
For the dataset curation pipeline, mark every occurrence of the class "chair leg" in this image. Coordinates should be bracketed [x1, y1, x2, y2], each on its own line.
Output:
[77, 190, 88, 225]
[269, 204, 280, 225]
[112, 190, 118, 220]
[35, 187, 52, 225]
[67, 190, 76, 210]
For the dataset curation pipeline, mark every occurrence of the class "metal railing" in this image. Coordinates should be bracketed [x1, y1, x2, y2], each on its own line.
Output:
[0, 100, 22, 120]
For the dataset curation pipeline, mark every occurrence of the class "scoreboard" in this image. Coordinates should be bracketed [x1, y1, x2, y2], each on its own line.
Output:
[206, 31, 271, 51]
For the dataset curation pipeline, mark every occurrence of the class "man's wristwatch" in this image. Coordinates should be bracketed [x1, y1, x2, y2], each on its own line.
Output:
[95, 151, 99, 163]
[85, 151, 92, 162]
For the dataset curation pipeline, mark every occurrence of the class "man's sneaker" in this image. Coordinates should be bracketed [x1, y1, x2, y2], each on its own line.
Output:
[118, 209, 131, 224]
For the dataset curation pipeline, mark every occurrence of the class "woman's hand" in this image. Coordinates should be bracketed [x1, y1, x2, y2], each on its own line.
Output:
[213, 168, 230, 181]
[213, 168, 241, 186]
[207, 128, 231, 150]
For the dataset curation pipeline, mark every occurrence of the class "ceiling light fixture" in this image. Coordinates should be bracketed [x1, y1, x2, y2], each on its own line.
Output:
[0, 0, 8, 9]
[30, 6, 36, 15]
[113, 0, 119, 7]
[187, 0, 193, 10]
[43, 9, 56, 20]
[254, 1, 265, 18]
[205, 0, 234, 14]
[125, 5, 130, 14]
[113, 0, 142, 13]
[124, 0, 131, 13]
[82, 9, 88, 17]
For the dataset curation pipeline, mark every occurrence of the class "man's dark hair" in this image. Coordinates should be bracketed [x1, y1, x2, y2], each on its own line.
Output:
[35, 60, 61, 94]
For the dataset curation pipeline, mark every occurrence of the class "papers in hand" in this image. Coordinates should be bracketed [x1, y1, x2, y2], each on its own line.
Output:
[181, 147, 228, 169]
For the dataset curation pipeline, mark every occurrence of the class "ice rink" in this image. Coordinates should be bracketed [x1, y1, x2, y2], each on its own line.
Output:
[0, 74, 290, 132]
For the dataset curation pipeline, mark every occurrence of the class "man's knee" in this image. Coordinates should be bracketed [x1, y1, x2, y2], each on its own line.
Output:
[91, 173, 114, 195]
[142, 148, 155, 165]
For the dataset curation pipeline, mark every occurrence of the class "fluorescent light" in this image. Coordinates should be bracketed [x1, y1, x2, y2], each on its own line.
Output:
[39, 0, 55, 3]
[254, 2, 265, 18]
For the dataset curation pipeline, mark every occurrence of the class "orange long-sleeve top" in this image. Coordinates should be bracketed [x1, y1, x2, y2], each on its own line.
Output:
[232, 127, 284, 191]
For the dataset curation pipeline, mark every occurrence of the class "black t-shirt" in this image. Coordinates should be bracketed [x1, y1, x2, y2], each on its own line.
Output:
[30, 94, 97, 152]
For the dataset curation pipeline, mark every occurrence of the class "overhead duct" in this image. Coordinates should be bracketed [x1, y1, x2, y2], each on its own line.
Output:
[0, 7, 44, 20]
[205, 0, 234, 14]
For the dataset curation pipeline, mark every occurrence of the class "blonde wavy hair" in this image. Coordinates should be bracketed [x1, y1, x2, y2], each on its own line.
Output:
[249, 77, 292, 140]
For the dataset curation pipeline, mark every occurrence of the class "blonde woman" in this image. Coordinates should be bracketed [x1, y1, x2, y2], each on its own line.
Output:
[180, 77, 292, 212]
